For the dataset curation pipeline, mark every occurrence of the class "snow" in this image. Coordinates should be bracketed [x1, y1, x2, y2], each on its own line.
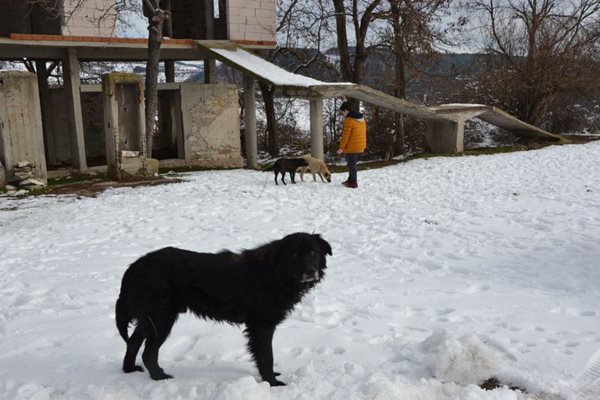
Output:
[1, 142, 600, 400]
[210, 47, 354, 88]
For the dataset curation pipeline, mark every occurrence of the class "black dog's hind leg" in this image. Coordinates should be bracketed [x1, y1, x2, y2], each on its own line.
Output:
[141, 314, 177, 380]
[274, 171, 279, 185]
[245, 323, 284, 386]
[290, 170, 297, 184]
[123, 326, 146, 373]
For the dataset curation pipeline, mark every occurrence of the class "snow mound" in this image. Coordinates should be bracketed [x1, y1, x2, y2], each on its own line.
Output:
[421, 330, 500, 385]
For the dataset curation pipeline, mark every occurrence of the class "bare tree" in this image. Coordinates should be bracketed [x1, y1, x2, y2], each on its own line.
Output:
[142, 0, 170, 157]
[472, 0, 600, 126]
[374, 0, 454, 158]
[332, 0, 384, 90]
[259, 0, 337, 157]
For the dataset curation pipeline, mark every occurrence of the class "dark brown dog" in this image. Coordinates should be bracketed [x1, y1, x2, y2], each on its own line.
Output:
[115, 233, 332, 386]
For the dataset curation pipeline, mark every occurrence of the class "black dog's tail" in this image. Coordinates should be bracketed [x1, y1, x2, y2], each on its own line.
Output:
[115, 295, 131, 342]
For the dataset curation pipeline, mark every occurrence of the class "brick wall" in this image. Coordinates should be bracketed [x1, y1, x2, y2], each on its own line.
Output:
[63, 0, 116, 37]
[228, 0, 276, 43]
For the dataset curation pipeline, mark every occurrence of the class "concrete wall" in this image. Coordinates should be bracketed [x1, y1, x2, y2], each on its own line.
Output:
[45, 83, 241, 170]
[0, 71, 47, 183]
[228, 0, 276, 43]
[46, 89, 105, 165]
[0, 162, 5, 188]
[102, 73, 148, 180]
[48, 88, 70, 164]
[180, 83, 243, 168]
[63, 0, 116, 37]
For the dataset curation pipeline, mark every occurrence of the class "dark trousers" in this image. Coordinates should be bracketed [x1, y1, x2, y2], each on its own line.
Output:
[345, 153, 359, 182]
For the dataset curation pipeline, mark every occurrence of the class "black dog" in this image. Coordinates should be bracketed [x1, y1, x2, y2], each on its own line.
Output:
[266, 158, 308, 185]
[115, 232, 332, 386]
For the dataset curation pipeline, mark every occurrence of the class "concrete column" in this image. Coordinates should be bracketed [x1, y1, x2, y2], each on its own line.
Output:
[36, 60, 56, 165]
[0, 71, 47, 184]
[203, 0, 217, 84]
[243, 75, 257, 169]
[425, 119, 464, 153]
[204, 0, 214, 37]
[309, 97, 324, 159]
[163, 0, 175, 83]
[204, 59, 217, 83]
[63, 48, 88, 172]
[102, 73, 153, 180]
[165, 61, 175, 83]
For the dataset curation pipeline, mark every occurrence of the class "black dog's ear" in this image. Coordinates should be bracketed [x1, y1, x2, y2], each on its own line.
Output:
[313, 234, 332, 256]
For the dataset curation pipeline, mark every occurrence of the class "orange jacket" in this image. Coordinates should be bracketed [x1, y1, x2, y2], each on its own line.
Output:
[339, 115, 367, 154]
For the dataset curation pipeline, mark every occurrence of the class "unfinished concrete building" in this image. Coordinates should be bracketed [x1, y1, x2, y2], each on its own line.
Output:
[0, 0, 563, 188]
[0, 0, 276, 186]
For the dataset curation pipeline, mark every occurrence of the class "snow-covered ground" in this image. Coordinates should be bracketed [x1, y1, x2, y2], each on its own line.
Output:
[1, 142, 599, 400]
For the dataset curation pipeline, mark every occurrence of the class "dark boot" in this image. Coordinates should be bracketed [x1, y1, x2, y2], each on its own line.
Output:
[343, 181, 358, 188]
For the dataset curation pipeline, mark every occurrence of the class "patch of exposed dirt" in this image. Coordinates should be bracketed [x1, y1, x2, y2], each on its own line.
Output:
[46, 177, 184, 198]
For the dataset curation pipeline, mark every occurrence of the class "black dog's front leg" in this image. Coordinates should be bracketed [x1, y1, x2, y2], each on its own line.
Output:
[245, 323, 285, 386]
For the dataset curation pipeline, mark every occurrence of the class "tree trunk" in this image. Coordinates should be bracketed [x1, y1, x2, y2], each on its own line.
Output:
[144, 3, 168, 158]
[332, 0, 353, 82]
[259, 81, 278, 157]
[391, 0, 407, 157]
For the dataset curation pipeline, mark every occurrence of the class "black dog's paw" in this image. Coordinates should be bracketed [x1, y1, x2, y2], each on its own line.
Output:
[150, 371, 174, 380]
[123, 365, 144, 373]
[274, 372, 281, 377]
[268, 378, 286, 387]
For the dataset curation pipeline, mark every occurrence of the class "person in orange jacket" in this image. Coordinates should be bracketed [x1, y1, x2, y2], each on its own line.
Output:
[337, 101, 367, 188]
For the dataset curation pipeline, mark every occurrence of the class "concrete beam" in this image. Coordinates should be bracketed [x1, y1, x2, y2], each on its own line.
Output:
[243, 75, 258, 169]
[310, 98, 324, 160]
[63, 48, 88, 172]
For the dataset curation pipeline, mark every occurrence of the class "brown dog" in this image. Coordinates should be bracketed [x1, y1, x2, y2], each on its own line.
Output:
[298, 155, 332, 183]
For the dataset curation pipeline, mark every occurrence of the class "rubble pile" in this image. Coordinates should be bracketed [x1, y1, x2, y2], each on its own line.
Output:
[1, 161, 46, 195]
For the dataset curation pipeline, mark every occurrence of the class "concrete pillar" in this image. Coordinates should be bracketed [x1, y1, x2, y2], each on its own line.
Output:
[0, 71, 47, 184]
[165, 61, 175, 83]
[163, 0, 175, 83]
[204, 59, 217, 83]
[0, 162, 5, 189]
[425, 120, 464, 153]
[309, 97, 324, 159]
[243, 75, 257, 169]
[63, 48, 88, 172]
[102, 73, 156, 180]
[36, 61, 56, 165]
[203, 0, 217, 84]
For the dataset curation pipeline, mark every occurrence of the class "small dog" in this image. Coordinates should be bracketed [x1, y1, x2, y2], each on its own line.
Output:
[298, 155, 332, 183]
[266, 158, 308, 185]
[115, 233, 332, 386]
